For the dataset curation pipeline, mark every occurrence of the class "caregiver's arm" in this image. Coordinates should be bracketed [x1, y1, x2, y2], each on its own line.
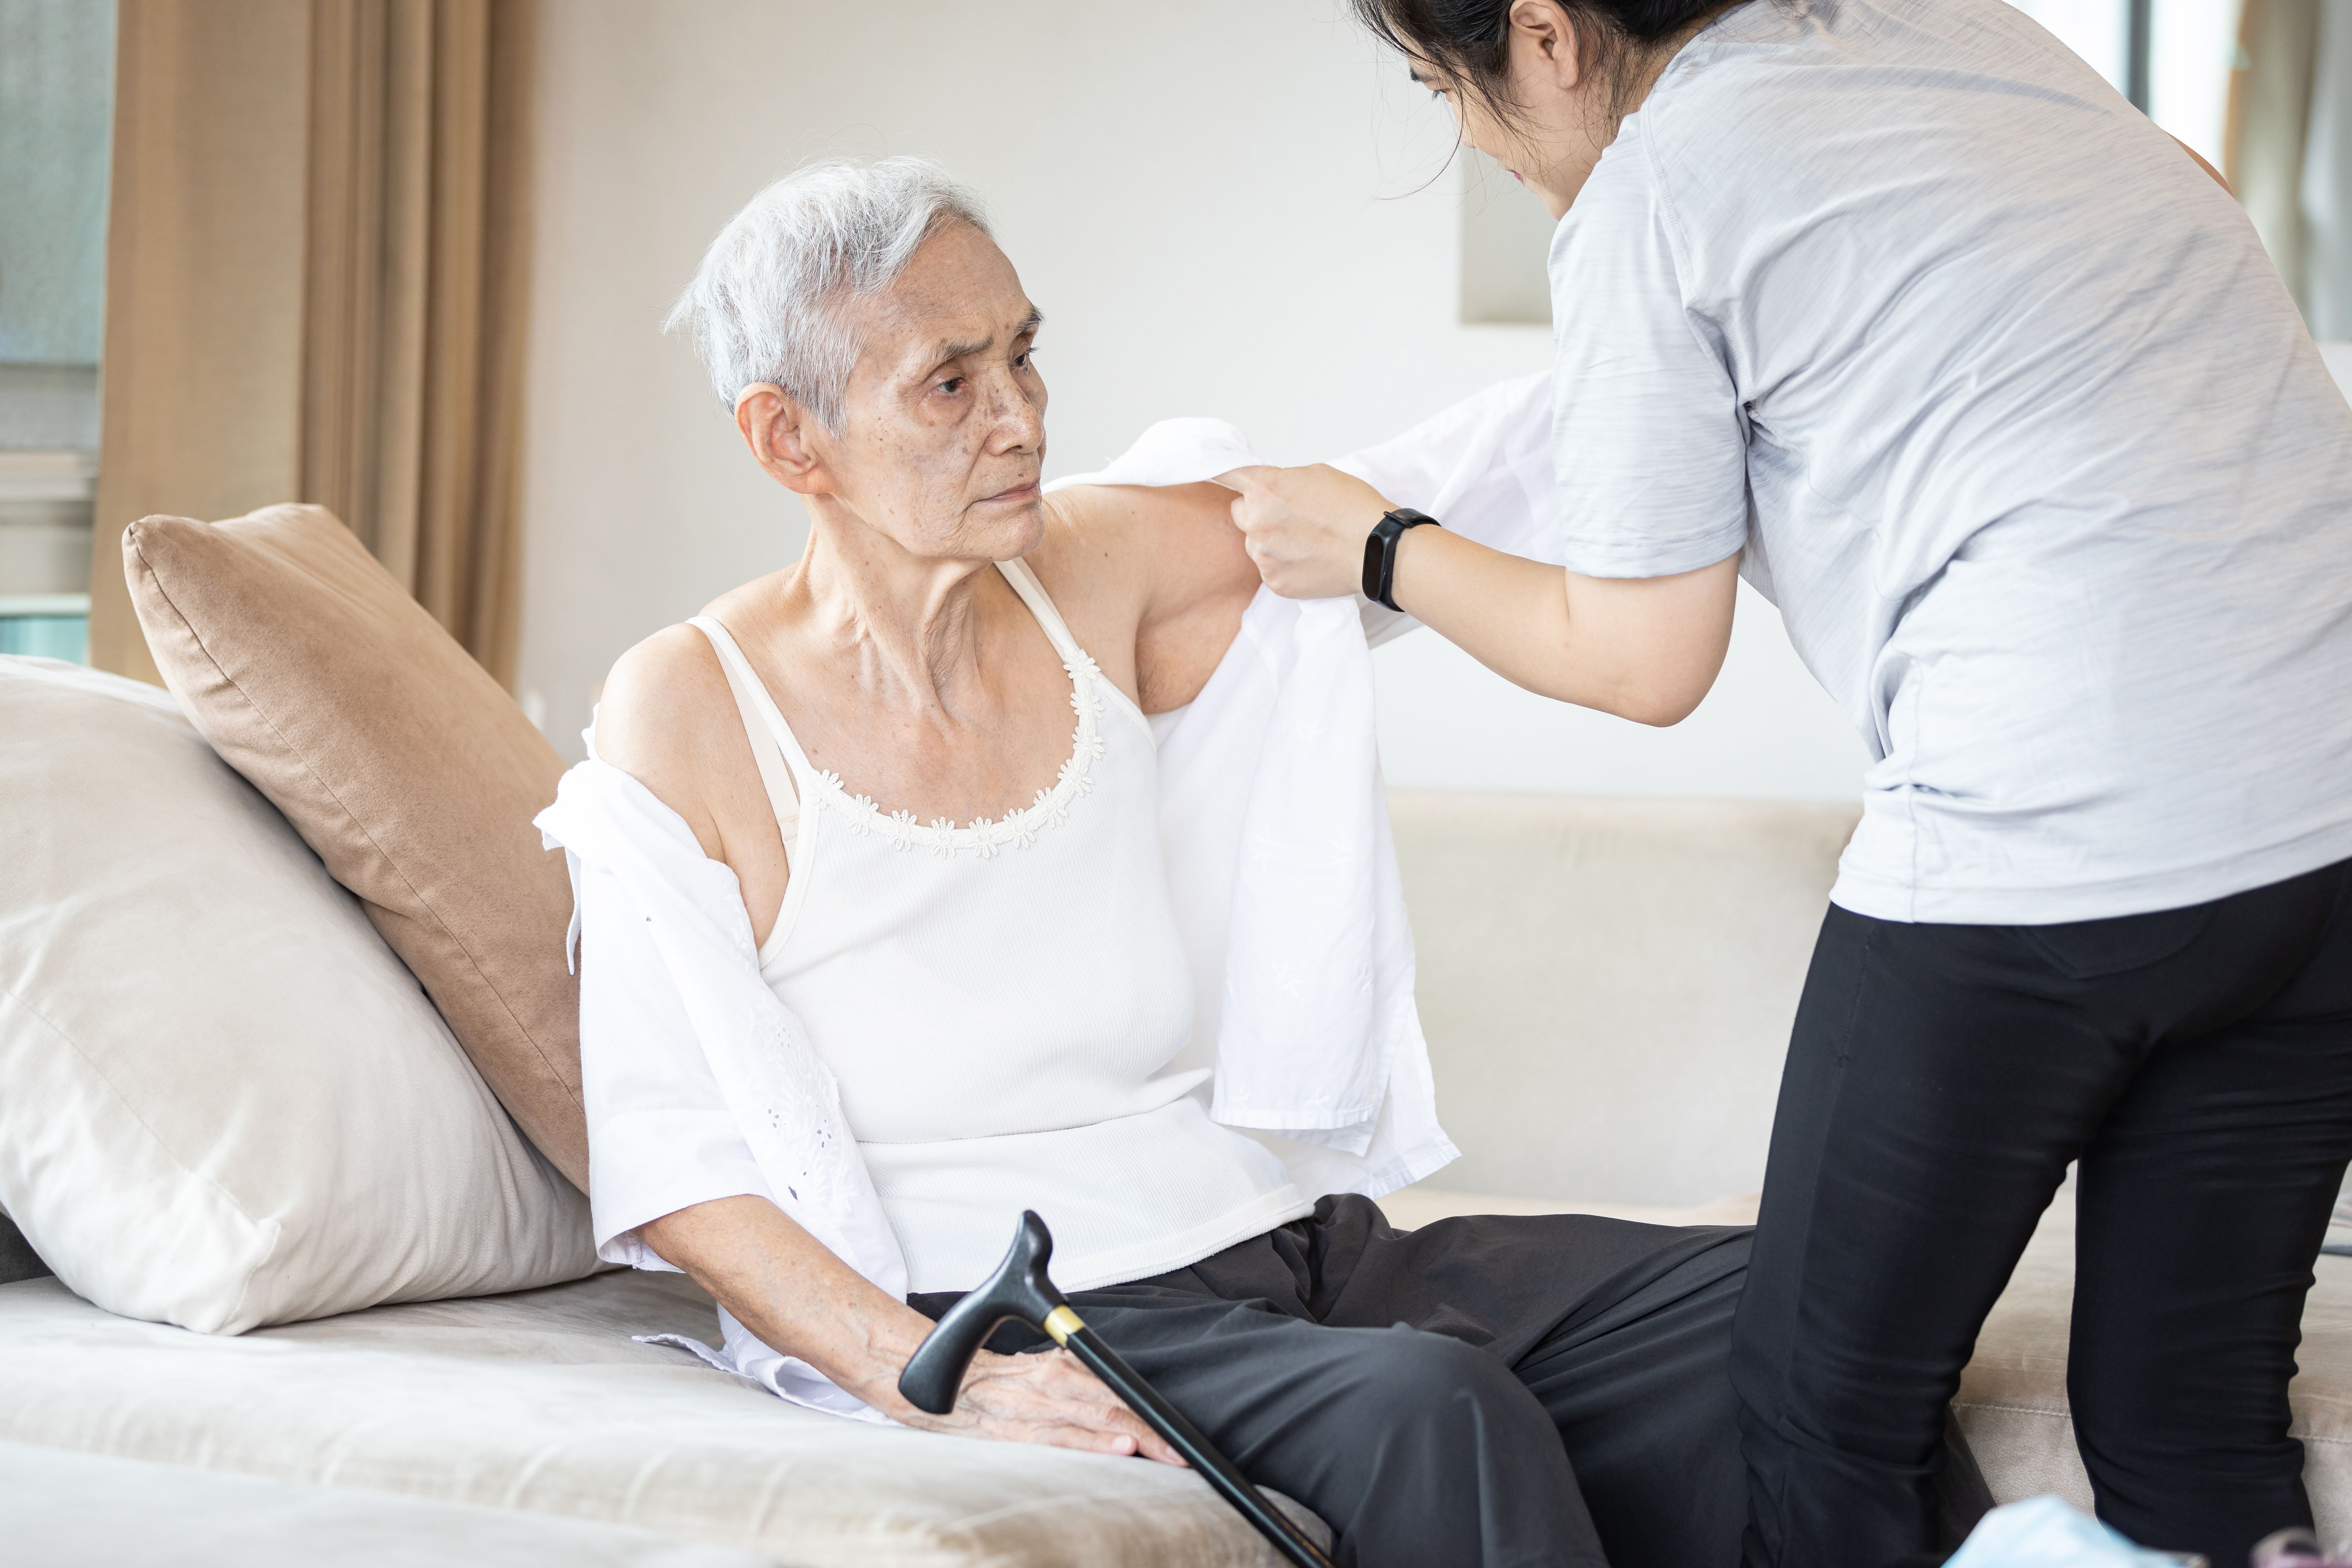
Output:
[638, 1197, 1180, 1461]
[2176, 135, 2229, 191]
[1227, 463, 1739, 726]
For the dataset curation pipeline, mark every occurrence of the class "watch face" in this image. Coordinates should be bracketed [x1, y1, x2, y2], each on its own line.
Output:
[1364, 511, 1435, 610]
[1364, 519, 1396, 609]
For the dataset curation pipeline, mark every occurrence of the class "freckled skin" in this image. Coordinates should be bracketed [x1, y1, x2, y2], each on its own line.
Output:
[819, 223, 1052, 568]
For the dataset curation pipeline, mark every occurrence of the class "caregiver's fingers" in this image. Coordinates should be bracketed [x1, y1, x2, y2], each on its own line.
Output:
[1227, 463, 1392, 539]
[1239, 529, 1345, 600]
[1228, 462, 1394, 600]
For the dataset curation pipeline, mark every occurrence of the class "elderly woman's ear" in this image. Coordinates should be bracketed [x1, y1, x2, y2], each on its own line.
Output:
[735, 382, 829, 496]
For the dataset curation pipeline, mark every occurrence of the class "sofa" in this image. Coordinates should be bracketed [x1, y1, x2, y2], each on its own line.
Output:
[6, 655, 2350, 1564]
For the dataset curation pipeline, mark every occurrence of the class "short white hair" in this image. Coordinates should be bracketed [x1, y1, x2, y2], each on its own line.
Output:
[665, 156, 992, 430]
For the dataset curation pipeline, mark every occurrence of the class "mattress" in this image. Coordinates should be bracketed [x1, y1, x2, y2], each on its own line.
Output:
[0, 1267, 1319, 1568]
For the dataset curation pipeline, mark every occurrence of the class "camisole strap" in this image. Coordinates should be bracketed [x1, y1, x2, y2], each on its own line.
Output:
[995, 557, 1151, 736]
[687, 616, 801, 859]
[993, 558, 1086, 665]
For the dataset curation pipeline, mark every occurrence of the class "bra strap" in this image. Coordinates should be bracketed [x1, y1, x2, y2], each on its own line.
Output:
[687, 616, 800, 860]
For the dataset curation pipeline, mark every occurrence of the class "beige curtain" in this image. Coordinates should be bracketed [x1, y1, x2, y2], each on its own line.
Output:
[2230, 0, 2322, 305]
[2227, 0, 2352, 331]
[89, 0, 534, 689]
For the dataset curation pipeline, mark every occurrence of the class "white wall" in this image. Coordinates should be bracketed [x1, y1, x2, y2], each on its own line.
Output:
[515, 0, 1866, 801]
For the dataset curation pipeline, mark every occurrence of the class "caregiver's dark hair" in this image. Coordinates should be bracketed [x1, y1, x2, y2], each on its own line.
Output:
[1351, 0, 1736, 122]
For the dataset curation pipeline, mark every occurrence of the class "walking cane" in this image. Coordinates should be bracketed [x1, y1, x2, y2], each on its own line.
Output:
[899, 1211, 1336, 1568]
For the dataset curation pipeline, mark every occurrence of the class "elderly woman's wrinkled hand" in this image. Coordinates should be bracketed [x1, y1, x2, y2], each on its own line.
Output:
[890, 1345, 1188, 1466]
[1220, 463, 1395, 601]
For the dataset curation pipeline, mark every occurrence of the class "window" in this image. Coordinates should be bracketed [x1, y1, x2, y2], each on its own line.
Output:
[0, 0, 115, 664]
[2010, 0, 2241, 165]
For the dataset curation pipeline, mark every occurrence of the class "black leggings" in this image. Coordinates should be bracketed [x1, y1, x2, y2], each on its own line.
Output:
[1731, 855, 2352, 1568]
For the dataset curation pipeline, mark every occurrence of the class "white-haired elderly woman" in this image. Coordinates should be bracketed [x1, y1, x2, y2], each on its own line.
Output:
[553, 156, 1770, 1568]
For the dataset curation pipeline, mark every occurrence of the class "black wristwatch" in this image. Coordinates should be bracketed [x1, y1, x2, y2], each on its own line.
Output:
[1362, 509, 1441, 612]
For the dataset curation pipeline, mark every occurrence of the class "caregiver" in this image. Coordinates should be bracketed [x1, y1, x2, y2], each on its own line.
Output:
[1226, 1, 2352, 1565]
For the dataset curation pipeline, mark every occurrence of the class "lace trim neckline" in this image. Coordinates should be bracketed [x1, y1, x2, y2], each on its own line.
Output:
[803, 650, 1110, 859]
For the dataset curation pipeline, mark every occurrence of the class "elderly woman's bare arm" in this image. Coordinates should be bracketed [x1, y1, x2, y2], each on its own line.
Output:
[1031, 481, 1260, 714]
[1130, 481, 1265, 712]
[638, 1197, 1180, 1461]
[594, 622, 796, 948]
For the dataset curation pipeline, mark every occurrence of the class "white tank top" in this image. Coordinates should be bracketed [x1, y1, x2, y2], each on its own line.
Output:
[688, 561, 1306, 1293]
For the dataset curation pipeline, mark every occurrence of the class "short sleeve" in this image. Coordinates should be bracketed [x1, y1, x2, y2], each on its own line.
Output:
[1549, 121, 1749, 578]
[576, 858, 771, 1268]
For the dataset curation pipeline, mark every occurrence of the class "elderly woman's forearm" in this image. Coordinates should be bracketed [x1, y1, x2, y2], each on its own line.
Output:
[639, 1194, 933, 1402]
[1389, 527, 1739, 725]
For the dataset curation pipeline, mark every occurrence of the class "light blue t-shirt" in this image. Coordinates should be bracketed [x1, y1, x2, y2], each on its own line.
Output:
[1549, 0, 2352, 924]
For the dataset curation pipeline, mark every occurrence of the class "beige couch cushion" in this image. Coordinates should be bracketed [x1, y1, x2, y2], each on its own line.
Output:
[0, 1269, 1323, 1567]
[0, 658, 596, 1333]
[1952, 1188, 2352, 1542]
[1385, 1183, 2352, 1540]
[123, 505, 588, 1185]
[2, 1441, 771, 1568]
[1390, 790, 1860, 1206]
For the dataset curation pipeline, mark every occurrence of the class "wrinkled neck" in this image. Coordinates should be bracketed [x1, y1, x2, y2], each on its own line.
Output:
[785, 501, 1001, 713]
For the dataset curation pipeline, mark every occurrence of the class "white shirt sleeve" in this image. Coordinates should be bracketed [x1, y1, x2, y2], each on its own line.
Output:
[1549, 121, 1750, 579]
[577, 856, 772, 1269]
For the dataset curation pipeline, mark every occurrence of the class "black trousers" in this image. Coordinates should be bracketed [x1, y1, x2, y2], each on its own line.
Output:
[919, 1196, 1754, 1568]
[1731, 855, 2352, 1568]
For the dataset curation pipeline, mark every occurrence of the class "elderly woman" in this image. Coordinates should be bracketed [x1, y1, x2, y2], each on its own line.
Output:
[556, 156, 1759, 1568]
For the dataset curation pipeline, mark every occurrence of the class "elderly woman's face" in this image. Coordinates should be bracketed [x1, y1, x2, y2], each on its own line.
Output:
[820, 223, 1049, 564]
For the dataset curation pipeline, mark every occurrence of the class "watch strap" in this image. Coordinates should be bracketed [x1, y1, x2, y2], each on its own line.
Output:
[1362, 509, 1440, 612]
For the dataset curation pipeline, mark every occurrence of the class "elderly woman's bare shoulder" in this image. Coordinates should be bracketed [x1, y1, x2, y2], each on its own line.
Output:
[1040, 479, 1239, 547]
[1034, 481, 1253, 604]
[591, 623, 748, 850]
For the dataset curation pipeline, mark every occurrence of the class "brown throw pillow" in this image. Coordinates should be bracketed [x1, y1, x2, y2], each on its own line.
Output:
[123, 504, 588, 1189]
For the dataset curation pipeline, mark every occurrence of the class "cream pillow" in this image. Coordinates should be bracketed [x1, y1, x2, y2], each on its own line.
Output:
[123, 506, 588, 1185]
[0, 658, 598, 1333]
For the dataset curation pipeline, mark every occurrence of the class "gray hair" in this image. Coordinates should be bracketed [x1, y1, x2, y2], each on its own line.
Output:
[665, 156, 992, 430]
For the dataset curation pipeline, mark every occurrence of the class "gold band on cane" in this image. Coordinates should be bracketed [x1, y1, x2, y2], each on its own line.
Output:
[1042, 1305, 1086, 1345]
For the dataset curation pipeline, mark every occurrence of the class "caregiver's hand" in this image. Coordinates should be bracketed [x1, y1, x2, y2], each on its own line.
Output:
[894, 1345, 1187, 1465]
[1226, 460, 1741, 726]
[1219, 463, 1391, 599]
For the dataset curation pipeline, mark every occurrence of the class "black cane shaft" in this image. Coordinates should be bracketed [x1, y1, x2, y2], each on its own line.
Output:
[1065, 1326, 1334, 1568]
